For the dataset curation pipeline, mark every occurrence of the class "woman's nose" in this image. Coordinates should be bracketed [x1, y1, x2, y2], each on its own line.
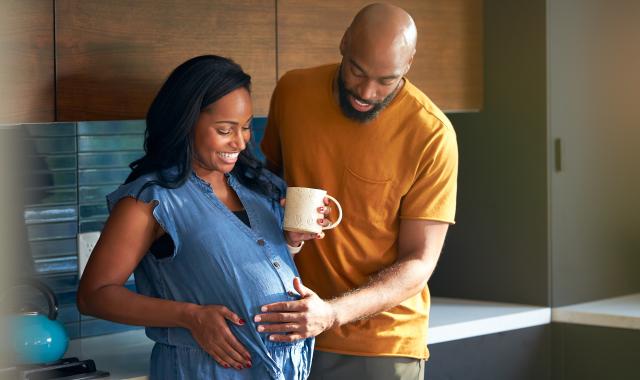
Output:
[230, 130, 246, 150]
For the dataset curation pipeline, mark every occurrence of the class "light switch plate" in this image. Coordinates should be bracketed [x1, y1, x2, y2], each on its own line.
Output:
[77, 231, 101, 277]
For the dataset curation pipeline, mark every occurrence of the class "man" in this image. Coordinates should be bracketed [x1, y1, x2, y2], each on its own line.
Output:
[256, 3, 458, 379]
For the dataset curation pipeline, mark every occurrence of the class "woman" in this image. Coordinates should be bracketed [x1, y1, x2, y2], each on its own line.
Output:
[77, 55, 321, 379]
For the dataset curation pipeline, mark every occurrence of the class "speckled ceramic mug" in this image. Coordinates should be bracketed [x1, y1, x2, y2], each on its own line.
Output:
[283, 187, 343, 234]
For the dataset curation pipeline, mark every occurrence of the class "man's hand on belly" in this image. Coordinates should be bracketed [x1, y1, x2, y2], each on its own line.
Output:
[253, 277, 337, 342]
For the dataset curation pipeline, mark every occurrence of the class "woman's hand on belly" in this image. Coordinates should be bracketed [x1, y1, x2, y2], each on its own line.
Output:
[184, 304, 252, 370]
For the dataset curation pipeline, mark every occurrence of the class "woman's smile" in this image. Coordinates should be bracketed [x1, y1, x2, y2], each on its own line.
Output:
[217, 151, 240, 164]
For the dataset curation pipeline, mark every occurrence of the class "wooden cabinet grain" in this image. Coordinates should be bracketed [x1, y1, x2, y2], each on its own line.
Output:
[277, 0, 483, 112]
[2, 1, 482, 122]
[55, 0, 276, 120]
[0, 0, 54, 123]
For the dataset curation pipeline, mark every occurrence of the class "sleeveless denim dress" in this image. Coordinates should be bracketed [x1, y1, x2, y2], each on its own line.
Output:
[106, 169, 314, 379]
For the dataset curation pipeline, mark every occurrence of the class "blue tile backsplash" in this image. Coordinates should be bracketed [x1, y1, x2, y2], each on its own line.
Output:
[77, 120, 146, 135]
[78, 152, 141, 168]
[19, 117, 268, 339]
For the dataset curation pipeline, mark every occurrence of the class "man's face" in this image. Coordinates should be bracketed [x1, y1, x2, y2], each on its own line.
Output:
[336, 37, 410, 123]
[337, 63, 400, 123]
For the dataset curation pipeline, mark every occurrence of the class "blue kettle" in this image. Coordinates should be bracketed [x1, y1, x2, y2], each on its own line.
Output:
[7, 278, 69, 365]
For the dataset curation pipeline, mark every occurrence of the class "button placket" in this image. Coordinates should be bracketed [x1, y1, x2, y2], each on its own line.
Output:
[251, 223, 292, 292]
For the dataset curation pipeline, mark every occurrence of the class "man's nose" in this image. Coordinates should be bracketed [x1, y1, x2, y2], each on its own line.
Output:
[357, 80, 378, 102]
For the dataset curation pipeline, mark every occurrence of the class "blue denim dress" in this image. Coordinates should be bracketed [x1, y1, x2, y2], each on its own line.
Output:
[106, 169, 314, 379]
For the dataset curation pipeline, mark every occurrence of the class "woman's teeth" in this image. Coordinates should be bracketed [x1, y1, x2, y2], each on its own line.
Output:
[217, 152, 239, 161]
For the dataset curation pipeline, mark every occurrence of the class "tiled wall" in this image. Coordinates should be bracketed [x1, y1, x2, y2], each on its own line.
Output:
[18, 117, 267, 339]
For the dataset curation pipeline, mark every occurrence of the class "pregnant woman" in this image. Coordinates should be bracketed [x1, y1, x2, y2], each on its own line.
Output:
[77, 55, 322, 379]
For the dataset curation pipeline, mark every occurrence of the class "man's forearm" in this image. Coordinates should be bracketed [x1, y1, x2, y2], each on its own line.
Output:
[253, 221, 448, 341]
[329, 254, 437, 326]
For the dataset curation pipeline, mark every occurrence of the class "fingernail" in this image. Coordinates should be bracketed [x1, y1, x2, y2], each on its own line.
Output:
[318, 218, 324, 223]
[246, 362, 252, 368]
[236, 365, 243, 370]
[257, 326, 264, 332]
[239, 319, 246, 325]
[254, 315, 261, 322]
[269, 335, 276, 341]
[223, 364, 230, 368]
[261, 306, 267, 312]
[317, 206, 325, 212]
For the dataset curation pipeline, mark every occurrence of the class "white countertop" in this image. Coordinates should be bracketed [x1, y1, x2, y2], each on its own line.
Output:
[65, 294, 640, 378]
[66, 329, 152, 380]
[65, 297, 553, 378]
[552, 293, 640, 330]
[428, 297, 551, 344]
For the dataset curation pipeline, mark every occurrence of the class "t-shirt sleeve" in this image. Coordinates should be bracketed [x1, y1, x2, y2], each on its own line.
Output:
[400, 125, 458, 223]
[260, 83, 283, 174]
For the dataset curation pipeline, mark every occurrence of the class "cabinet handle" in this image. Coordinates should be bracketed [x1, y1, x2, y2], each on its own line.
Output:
[554, 138, 562, 172]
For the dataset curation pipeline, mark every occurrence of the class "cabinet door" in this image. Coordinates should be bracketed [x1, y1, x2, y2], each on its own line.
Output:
[0, 0, 54, 123]
[277, 0, 483, 112]
[55, 0, 276, 120]
[548, 0, 640, 306]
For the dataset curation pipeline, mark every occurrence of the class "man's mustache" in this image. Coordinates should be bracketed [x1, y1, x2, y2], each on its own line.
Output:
[346, 90, 381, 106]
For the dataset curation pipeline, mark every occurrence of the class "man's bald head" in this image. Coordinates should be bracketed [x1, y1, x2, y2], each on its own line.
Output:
[341, 3, 417, 69]
[335, 3, 417, 122]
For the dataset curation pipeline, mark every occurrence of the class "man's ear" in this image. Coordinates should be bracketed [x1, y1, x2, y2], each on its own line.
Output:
[405, 50, 416, 74]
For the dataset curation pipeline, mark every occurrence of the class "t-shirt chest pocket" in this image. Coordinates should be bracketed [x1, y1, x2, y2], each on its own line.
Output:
[341, 166, 392, 226]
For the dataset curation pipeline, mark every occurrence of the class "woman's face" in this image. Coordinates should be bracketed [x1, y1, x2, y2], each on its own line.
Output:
[192, 87, 253, 174]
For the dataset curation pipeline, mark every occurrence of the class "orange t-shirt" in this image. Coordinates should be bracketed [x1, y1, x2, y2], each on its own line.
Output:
[261, 64, 457, 359]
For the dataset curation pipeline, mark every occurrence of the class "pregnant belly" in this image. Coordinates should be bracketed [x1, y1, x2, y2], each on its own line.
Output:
[233, 261, 299, 310]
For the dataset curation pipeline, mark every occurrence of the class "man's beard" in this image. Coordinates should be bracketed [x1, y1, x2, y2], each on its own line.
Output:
[337, 67, 397, 123]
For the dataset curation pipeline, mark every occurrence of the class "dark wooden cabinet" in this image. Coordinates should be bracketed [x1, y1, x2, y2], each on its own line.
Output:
[0, 0, 54, 123]
[55, 0, 276, 120]
[1, 0, 482, 121]
[278, 0, 483, 112]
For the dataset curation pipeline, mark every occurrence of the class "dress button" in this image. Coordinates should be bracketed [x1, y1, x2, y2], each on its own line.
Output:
[272, 261, 281, 269]
[257, 239, 265, 246]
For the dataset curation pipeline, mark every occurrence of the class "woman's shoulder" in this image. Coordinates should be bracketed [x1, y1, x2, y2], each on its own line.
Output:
[106, 170, 176, 211]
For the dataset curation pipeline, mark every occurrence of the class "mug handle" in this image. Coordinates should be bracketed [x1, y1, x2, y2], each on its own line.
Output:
[322, 195, 343, 230]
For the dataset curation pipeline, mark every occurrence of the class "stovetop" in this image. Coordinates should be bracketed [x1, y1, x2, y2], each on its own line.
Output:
[0, 357, 109, 380]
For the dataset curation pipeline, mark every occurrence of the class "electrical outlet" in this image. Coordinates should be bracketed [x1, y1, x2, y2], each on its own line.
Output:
[77, 231, 101, 277]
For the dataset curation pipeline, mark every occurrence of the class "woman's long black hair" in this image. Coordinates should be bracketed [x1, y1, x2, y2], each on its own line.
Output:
[126, 55, 281, 201]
